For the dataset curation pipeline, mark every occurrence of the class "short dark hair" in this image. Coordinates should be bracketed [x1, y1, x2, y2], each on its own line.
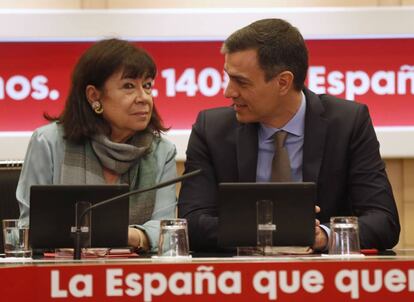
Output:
[47, 38, 168, 143]
[221, 18, 308, 91]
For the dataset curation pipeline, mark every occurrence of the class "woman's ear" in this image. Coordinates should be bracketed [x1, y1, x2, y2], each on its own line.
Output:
[85, 85, 101, 105]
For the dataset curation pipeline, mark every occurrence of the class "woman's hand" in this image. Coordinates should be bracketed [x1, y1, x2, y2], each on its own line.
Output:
[128, 227, 149, 251]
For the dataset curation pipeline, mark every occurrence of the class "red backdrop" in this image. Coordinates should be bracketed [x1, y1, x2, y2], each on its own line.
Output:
[0, 38, 413, 131]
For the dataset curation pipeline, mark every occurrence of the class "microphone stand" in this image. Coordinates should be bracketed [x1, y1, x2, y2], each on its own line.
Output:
[73, 169, 202, 260]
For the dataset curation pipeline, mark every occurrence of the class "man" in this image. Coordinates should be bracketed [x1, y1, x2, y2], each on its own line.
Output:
[178, 18, 400, 252]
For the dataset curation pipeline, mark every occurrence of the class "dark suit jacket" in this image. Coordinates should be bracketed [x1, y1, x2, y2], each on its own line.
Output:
[178, 88, 400, 252]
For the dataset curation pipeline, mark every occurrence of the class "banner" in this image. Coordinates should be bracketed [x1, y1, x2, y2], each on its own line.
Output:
[2, 259, 414, 301]
[0, 38, 413, 131]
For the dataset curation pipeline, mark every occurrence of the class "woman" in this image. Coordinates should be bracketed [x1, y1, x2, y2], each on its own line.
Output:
[16, 39, 177, 252]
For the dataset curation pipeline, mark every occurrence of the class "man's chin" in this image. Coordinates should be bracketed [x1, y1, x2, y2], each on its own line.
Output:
[235, 113, 256, 124]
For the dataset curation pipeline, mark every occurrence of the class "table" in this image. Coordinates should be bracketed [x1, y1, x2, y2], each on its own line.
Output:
[2, 250, 414, 301]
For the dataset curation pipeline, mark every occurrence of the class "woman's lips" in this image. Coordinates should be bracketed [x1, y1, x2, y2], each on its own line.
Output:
[131, 111, 149, 119]
[132, 111, 149, 115]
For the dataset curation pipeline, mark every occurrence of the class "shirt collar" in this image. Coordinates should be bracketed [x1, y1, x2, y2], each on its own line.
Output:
[259, 91, 306, 140]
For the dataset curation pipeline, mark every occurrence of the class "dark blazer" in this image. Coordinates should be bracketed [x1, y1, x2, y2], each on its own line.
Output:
[178, 88, 400, 252]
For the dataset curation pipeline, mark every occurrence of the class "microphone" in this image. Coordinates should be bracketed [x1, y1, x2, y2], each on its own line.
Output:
[73, 169, 202, 260]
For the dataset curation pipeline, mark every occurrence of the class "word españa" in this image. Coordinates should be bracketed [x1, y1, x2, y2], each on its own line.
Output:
[308, 65, 414, 100]
[50, 266, 414, 301]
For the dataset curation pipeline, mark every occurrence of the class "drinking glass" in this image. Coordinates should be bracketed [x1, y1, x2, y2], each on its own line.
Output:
[328, 216, 360, 255]
[2, 219, 31, 257]
[157, 219, 189, 257]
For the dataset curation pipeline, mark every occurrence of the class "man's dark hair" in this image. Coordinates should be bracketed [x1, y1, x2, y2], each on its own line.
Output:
[47, 38, 167, 143]
[221, 18, 308, 91]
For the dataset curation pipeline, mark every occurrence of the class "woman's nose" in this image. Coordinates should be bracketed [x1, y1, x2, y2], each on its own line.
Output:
[133, 88, 150, 103]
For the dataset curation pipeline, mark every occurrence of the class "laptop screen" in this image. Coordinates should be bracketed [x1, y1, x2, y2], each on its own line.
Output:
[218, 182, 316, 248]
[29, 184, 129, 249]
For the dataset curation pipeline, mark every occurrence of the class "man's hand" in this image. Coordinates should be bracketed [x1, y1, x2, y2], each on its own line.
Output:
[312, 206, 328, 251]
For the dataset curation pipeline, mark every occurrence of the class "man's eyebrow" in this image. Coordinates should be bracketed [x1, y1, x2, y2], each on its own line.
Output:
[228, 74, 251, 84]
[223, 66, 251, 84]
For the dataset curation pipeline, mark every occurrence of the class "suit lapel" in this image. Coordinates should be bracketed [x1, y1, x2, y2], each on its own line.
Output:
[236, 123, 258, 182]
[303, 89, 328, 182]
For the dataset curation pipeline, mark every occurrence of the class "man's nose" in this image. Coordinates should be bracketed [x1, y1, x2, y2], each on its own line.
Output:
[223, 82, 238, 99]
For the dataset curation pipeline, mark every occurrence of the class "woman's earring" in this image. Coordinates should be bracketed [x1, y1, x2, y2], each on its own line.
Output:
[91, 101, 103, 114]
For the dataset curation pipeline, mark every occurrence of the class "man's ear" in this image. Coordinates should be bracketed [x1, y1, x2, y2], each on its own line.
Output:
[85, 85, 101, 105]
[276, 71, 294, 96]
